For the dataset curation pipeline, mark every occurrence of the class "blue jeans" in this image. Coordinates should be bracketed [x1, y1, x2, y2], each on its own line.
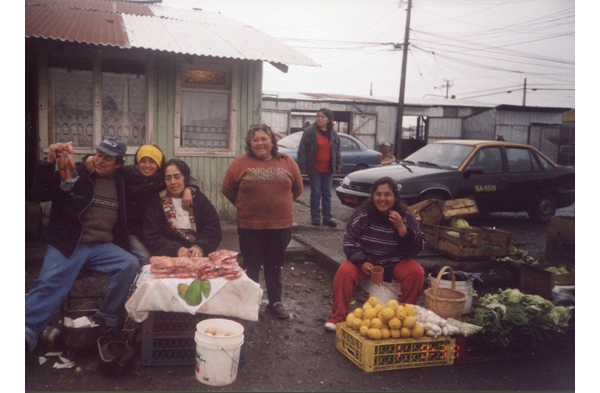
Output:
[25, 243, 139, 350]
[308, 171, 334, 222]
[129, 235, 151, 266]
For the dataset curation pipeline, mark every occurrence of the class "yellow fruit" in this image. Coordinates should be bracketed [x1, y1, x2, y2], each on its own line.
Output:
[363, 308, 378, 320]
[352, 318, 363, 331]
[405, 304, 417, 317]
[403, 316, 417, 329]
[363, 319, 372, 328]
[388, 317, 402, 330]
[390, 328, 401, 338]
[380, 307, 395, 322]
[396, 307, 407, 321]
[346, 314, 355, 326]
[359, 325, 369, 336]
[380, 328, 391, 339]
[411, 325, 424, 339]
[370, 318, 383, 329]
[374, 304, 384, 313]
[368, 297, 379, 306]
[381, 322, 389, 331]
[362, 303, 373, 311]
[400, 327, 411, 338]
[353, 308, 364, 318]
[386, 299, 399, 311]
[367, 328, 382, 340]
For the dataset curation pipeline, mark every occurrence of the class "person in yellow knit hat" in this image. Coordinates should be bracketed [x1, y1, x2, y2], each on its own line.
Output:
[85, 144, 200, 265]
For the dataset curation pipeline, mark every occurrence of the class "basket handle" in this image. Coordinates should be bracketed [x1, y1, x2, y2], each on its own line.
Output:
[433, 265, 456, 298]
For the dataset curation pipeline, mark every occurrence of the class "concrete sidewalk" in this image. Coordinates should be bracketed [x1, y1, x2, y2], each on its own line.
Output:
[218, 200, 503, 278]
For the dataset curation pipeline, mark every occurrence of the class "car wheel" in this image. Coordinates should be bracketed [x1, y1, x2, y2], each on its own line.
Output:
[528, 194, 556, 223]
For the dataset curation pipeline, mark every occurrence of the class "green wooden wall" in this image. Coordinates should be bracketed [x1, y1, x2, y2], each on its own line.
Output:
[151, 54, 263, 221]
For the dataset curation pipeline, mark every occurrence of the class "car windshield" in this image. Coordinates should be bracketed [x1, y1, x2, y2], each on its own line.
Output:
[403, 143, 475, 169]
[277, 132, 303, 149]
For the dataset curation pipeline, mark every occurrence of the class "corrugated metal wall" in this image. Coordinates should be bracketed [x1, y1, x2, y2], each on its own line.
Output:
[462, 109, 496, 140]
[427, 118, 463, 142]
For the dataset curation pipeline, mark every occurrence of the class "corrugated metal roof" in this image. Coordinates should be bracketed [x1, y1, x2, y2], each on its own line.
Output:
[25, 0, 319, 68]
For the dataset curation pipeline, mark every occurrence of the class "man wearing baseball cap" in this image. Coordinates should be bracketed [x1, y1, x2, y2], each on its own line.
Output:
[26, 136, 138, 363]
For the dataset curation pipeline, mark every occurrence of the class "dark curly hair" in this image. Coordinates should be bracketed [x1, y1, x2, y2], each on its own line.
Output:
[245, 124, 278, 158]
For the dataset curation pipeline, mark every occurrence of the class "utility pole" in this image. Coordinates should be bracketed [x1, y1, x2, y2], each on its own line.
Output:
[394, 0, 412, 160]
[522, 78, 527, 106]
[442, 79, 454, 98]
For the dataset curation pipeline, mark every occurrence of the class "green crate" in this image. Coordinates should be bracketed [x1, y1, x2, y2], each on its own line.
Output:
[335, 323, 455, 372]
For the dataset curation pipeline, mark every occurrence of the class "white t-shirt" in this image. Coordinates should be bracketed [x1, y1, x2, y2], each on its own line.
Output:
[171, 197, 192, 230]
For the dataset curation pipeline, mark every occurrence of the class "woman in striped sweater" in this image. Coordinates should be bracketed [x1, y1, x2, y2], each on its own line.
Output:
[324, 176, 427, 331]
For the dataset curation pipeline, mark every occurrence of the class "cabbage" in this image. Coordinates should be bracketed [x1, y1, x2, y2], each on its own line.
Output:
[450, 218, 470, 228]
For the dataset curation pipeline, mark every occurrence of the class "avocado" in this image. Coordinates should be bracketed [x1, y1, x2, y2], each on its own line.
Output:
[201, 279, 211, 299]
[177, 283, 189, 299]
[184, 279, 203, 306]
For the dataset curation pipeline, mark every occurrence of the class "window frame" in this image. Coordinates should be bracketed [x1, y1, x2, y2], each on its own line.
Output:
[38, 47, 153, 156]
[174, 58, 239, 157]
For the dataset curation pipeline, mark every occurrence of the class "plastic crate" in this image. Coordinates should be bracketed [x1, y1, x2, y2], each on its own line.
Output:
[141, 311, 209, 339]
[453, 334, 533, 365]
[142, 337, 197, 366]
[335, 323, 455, 372]
[142, 336, 248, 367]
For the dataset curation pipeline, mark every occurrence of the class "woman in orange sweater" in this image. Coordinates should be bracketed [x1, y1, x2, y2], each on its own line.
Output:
[222, 124, 303, 319]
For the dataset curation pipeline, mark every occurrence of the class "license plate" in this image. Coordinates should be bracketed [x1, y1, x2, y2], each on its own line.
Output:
[344, 194, 359, 204]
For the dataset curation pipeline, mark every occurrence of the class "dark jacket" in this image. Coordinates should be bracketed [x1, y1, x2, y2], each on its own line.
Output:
[142, 191, 222, 257]
[30, 160, 130, 258]
[120, 166, 199, 239]
[297, 124, 342, 175]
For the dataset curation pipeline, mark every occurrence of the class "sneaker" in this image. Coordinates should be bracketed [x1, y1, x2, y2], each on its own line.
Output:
[266, 302, 290, 319]
[311, 220, 320, 226]
[324, 322, 337, 332]
[323, 220, 337, 228]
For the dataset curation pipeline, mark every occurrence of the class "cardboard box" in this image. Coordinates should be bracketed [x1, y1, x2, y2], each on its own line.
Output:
[545, 216, 575, 264]
[409, 197, 479, 225]
[546, 216, 575, 246]
[519, 262, 575, 299]
[420, 222, 511, 260]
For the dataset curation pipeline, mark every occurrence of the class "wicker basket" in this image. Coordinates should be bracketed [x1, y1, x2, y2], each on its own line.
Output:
[423, 266, 468, 319]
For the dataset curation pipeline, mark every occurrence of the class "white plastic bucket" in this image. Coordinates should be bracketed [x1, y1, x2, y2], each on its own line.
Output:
[194, 318, 244, 386]
[427, 275, 474, 314]
[362, 279, 402, 305]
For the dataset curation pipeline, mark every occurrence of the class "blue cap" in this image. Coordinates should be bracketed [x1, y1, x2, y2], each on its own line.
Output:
[94, 136, 127, 158]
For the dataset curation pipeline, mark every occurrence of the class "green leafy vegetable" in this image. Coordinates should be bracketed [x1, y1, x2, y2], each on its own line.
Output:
[467, 288, 571, 350]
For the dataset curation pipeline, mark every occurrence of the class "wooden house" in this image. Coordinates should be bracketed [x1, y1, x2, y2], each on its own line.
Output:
[25, 0, 318, 220]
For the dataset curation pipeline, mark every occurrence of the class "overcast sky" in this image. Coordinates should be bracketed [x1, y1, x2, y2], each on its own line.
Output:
[163, 0, 576, 109]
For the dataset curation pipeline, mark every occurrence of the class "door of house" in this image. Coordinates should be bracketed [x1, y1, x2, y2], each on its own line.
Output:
[351, 112, 377, 149]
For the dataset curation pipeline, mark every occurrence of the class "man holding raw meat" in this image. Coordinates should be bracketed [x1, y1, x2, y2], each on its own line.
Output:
[25, 137, 139, 361]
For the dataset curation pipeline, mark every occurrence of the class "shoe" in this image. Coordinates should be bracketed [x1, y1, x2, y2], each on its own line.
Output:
[311, 220, 320, 226]
[266, 302, 290, 319]
[324, 322, 337, 332]
[323, 220, 337, 228]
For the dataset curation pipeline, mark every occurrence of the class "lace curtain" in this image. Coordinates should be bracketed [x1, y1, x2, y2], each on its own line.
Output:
[180, 91, 229, 149]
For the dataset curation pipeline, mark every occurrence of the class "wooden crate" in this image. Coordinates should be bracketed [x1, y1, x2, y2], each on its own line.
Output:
[420, 222, 511, 260]
[409, 197, 479, 225]
[519, 262, 575, 299]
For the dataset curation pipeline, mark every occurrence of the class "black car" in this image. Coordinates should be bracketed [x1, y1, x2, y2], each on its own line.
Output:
[335, 140, 575, 222]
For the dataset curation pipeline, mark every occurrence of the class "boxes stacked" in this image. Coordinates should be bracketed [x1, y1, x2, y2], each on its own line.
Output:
[419, 223, 511, 260]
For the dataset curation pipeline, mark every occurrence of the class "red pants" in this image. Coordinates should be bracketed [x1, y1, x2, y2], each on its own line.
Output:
[327, 259, 424, 324]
